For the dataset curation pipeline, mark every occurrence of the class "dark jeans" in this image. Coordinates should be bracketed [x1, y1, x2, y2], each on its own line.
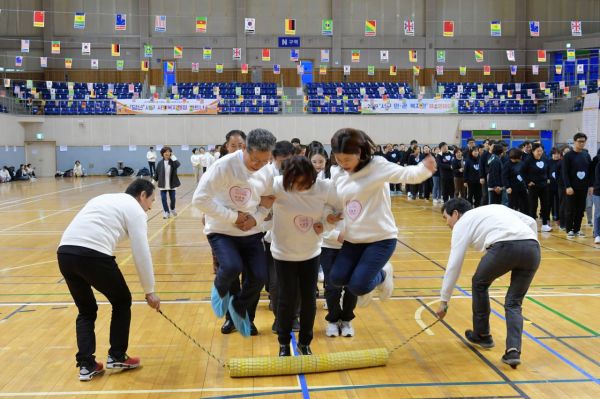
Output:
[454, 177, 466, 198]
[488, 190, 502, 204]
[266, 241, 299, 321]
[321, 247, 357, 322]
[565, 188, 588, 233]
[275, 256, 319, 346]
[148, 161, 156, 176]
[508, 190, 529, 215]
[528, 185, 550, 225]
[467, 182, 482, 207]
[550, 189, 560, 221]
[208, 233, 266, 320]
[480, 180, 489, 205]
[421, 177, 432, 200]
[472, 240, 540, 351]
[441, 176, 454, 202]
[160, 189, 176, 212]
[330, 239, 396, 296]
[57, 246, 132, 369]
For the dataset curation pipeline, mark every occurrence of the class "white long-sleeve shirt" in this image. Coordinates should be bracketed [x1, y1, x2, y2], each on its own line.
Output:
[146, 150, 157, 162]
[191, 154, 202, 168]
[321, 165, 344, 249]
[333, 155, 432, 243]
[270, 176, 337, 261]
[59, 193, 155, 294]
[192, 150, 273, 236]
[440, 205, 538, 303]
[200, 153, 214, 168]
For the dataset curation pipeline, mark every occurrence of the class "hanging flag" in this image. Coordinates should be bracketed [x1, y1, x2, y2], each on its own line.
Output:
[245, 18, 255, 34]
[319, 65, 327, 75]
[33, 10, 44, 27]
[389, 65, 397, 76]
[475, 50, 484, 63]
[241, 63, 249, 74]
[510, 65, 517, 75]
[537, 50, 546, 62]
[262, 48, 271, 61]
[436, 65, 444, 75]
[216, 64, 223, 74]
[51, 41, 60, 54]
[367, 65, 375, 76]
[141, 60, 149, 71]
[532, 65, 539, 75]
[506, 50, 515, 62]
[571, 20, 582, 36]
[322, 19, 333, 36]
[90, 59, 98, 69]
[555, 64, 562, 74]
[155, 15, 166, 32]
[529, 21, 539, 37]
[443, 20, 454, 37]
[116, 60, 124, 71]
[285, 18, 296, 35]
[174, 46, 183, 59]
[3, 79, 10, 88]
[343, 65, 351, 75]
[365, 20, 376, 36]
[413, 66, 420, 76]
[290, 49, 299, 61]
[380, 50, 389, 63]
[203, 47, 212, 60]
[15, 56, 23, 67]
[74, 12, 85, 29]
[490, 20, 501, 37]
[567, 49, 575, 62]
[483, 65, 491, 76]
[409, 50, 417, 63]
[436, 50, 446, 63]
[115, 14, 126, 31]
[273, 64, 281, 74]
[578, 80, 586, 89]
[191, 62, 199, 72]
[82, 42, 91, 55]
[577, 63, 584, 74]
[21, 39, 29, 53]
[65, 58, 73, 69]
[233, 48, 241, 60]
[459, 66, 467, 75]
[111, 43, 120, 57]
[351, 49, 360, 63]
[321, 49, 330, 63]
[404, 19, 414, 36]
[196, 16, 207, 33]
[40, 57, 47, 68]
[144, 44, 153, 58]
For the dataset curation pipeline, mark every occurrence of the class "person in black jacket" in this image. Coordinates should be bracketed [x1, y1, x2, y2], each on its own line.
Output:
[452, 147, 466, 198]
[503, 148, 529, 214]
[548, 148, 561, 224]
[521, 143, 551, 231]
[479, 140, 491, 205]
[486, 144, 504, 204]
[421, 145, 433, 200]
[407, 145, 423, 199]
[437, 142, 454, 203]
[593, 149, 600, 243]
[556, 146, 570, 230]
[463, 147, 482, 207]
[384, 143, 402, 195]
[562, 132, 593, 238]
[154, 146, 181, 219]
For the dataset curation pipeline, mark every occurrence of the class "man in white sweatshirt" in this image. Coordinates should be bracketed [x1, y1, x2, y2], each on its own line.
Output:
[146, 146, 157, 176]
[193, 128, 276, 337]
[435, 198, 540, 368]
[57, 179, 160, 381]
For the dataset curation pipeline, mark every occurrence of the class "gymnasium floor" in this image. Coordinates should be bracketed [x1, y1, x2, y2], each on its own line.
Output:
[0, 177, 599, 399]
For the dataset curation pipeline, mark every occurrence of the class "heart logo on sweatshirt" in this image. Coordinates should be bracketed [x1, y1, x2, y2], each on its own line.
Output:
[445, 155, 451, 161]
[473, 164, 480, 171]
[517, 174, 523, 182]
[294, 215, 313, 233]
[552, 172, 556, 179]
[577, 171, 586, 180]
[536, 161, 544, 169]
[346, 200, 363, 220]
[229, 186, 252, 206]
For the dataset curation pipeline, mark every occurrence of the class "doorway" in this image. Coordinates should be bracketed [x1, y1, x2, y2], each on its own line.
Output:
[25, 141, 56, 177]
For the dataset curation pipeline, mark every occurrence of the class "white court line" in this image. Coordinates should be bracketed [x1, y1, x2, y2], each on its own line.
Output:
[0, 180, 110, 207]
[0, 259, 57, 272]
[0, 204, 82, 233]
[414, 299, 441, 336]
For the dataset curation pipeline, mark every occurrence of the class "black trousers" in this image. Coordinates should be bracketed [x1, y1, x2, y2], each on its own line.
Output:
[148, 161, 156, 176]
[266, 241, 299, 322]
[508, 190, 529, 215]
[441, 176, 454, 202]
[480, 180, 489, 205]
[550, 189, 560, 221]
[528, 185, 550, 225]
[57, 246, 132, 369]
[558, 188, 567, 229]
[275, 256, 319, 346]
[321, 247, 357, 323]
[421, 177, 432, 200]
[565, 188, 588, 233]
[488, 190, 502, 205]
[467, 182, 482, 207]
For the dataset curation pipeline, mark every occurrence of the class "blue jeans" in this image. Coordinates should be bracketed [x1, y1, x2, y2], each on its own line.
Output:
[330, 239, 397, 296]
[207, 233, 267, 320]
[432, 176, 441, 200]
[160, 190, 176, 213]
[321, 247, 357, 322]
[593, 195, 600, 238]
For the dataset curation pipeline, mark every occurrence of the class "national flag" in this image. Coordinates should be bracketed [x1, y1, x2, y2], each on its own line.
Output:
[273, 64, 281, 74]
[33, 11, 44, 27]
[483, 65, 491, 76]
[155, 15, 166, 32]
[365, 20, 376, 36]
[116, 60, 124, 71]
[74, 12, 85, 29]
[245, 18, 255, 34]
[321, 49, 329, 62]
[196, 16, 207, 33]
[285, 18, 296, 35]
[436, 65, 444, 75]
[21, 39, 29, 53]
[567, 49, 575, 62]
[529, 20, 539, 37]
[115, 14, 126, 31]
[367, 65, 375, 76]
[40, 57, 47, 68]
[174, 46, 183, 59]
[233, 48, 241, 60]
[490, 20, 502, 37]
[111, 43, 120, 57]
[15, 56, 23, 67]
[413, 66, 420, 76]
[91, 59, 98, 69]
[506, 50, 515, 61]
[322, 19, 333, 35]
[389, 65, 397, 76]
[343, 65, 351, 75]
[3, 79, 10, 88]
[475, 50, 484, 62]
[144, 44, 153, 58]
[510, 65, 517, 75]
[216, 64, 223, 74]
[65, 58, 73, 69]
[579, 80, 586, 89]
[404, 19, 414, 36]
[555, 65, 562, 74]
[380, 50, 389, 63]
[532, 65, 539, 75]
[241, 63, 248, 74]
[191, 62, 199, 72]
[537, 50, 546, 62]
[319, 65, 327, 75]
[262, 48, 270, 61]
[436, 50, 445, 63]
[290, 49, 299, 61]
[203, 47, 212, 60]
[166, 61, 174, 72]
[51, 41, 61, 54]
[409, 49, 417, 63]
[351, 49, 360, 63]
[571, 20, 581, 36]
[577, 63, 584, 74]
[443, 20, 454, 37]
[459, 66, 467, 75]
[82, 42, 91, 55]
[141, 60, 149, 71]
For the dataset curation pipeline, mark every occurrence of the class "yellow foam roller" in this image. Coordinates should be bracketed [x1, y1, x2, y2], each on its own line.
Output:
[228, 348, 389, 378]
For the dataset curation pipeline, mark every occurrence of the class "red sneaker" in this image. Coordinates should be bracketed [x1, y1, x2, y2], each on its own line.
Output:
[79, 362, 104, 381]
[106, 354, 141, 369]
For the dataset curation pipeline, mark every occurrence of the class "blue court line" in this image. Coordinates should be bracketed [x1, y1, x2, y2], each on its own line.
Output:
[537, 335, 600, 340]
[1, 304, 26, 321]
[289, 333, 310, 399]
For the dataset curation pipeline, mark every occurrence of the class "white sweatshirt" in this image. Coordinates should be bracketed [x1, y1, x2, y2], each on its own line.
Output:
[191, 154, 202, 168]
[333, 155, 432, 243]
[321, 165, 344, 249]
[192, 150, 273, 237]
[200, 153, 214, 168]
[270, 176, 337, 261]
[59, 193, 155, 294]
[262, 162, 282, 244]
[440, 205, 538, 303]
[146, 150, 157, 162]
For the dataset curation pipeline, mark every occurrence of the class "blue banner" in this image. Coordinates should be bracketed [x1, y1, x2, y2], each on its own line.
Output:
[278, 37, 300, 48]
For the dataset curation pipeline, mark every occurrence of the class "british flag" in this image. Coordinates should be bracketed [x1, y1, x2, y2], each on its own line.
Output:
[404, 19, 414, 36]
[571, 20, 582, 36]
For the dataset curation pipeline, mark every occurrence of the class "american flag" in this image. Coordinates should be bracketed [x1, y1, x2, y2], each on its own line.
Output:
[571, 20, 582, 36]
[232, 48, 241, 60]
[155, 15, 166, 32]
[404, 19, 414, 36]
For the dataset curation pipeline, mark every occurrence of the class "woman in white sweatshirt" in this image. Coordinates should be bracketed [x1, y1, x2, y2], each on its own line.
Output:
[190, 148, 202, 183]
[329, 128, 437, 306]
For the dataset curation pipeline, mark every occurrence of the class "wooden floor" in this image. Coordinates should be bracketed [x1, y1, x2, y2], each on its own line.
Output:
[1, 177, 599, 399]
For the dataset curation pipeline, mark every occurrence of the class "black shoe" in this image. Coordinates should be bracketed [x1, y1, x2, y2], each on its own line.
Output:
[271, 320, 278, 334]
[465, 330, 495, 349]
[292, 318, 300, 332]
[250, 322, 258, 336]
[297, 344, 312, 356]
[278, 344, 291, 357]
[502, 348, 521, 368]
[220, 319, 236, 334]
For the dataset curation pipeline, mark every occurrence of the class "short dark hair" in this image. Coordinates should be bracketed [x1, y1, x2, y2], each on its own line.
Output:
[160, 146, 172, 156]
[246, 128, 276, 153]
[272, 140, 294, 158]
[330, 128, 375, 172]
[149, 146, 154, 150]
[192, 148, 198, 154]
[442, 198, 472, 217]
[439, 142, 447, 149]
[125, 178, 155, 198]
[531, 143, 544, 152]
[467, 138, 475, 143]
[492, 144, 503, 156]
[291, 138, 301, 144]
[508, 148, 523, 160]
[282, 156, 317, 192]
[225, 130, 246, 143]
[573, 132, 587, 142]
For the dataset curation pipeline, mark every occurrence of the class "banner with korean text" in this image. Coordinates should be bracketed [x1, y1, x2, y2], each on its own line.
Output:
[116, 99, 219, 115]
[360, 99, 458, 114]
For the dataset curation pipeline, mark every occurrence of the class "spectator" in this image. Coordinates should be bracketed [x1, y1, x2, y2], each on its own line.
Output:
[73, 160, 84, 177]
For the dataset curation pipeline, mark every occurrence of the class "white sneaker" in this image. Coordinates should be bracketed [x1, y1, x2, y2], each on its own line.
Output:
[340, 321, 355, 337]
[378, 262, 394, 301]
[325, 322, 340, 337]
[163, 211, 170, 219]
[357, 291, 373, 307]
[171, 209, 178, 217]
[595, 236, 600, 244]
[541, 224, 552, 232]
[318, 270, 324, 283]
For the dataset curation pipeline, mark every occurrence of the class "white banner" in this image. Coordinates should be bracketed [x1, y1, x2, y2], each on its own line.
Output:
[583, 92, 599, 156]
[115, 99, 219, 115]
[360, 99, 458, 114]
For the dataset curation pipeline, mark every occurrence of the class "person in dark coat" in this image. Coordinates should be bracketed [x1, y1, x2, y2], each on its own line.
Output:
[154, 146, 181, 219]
